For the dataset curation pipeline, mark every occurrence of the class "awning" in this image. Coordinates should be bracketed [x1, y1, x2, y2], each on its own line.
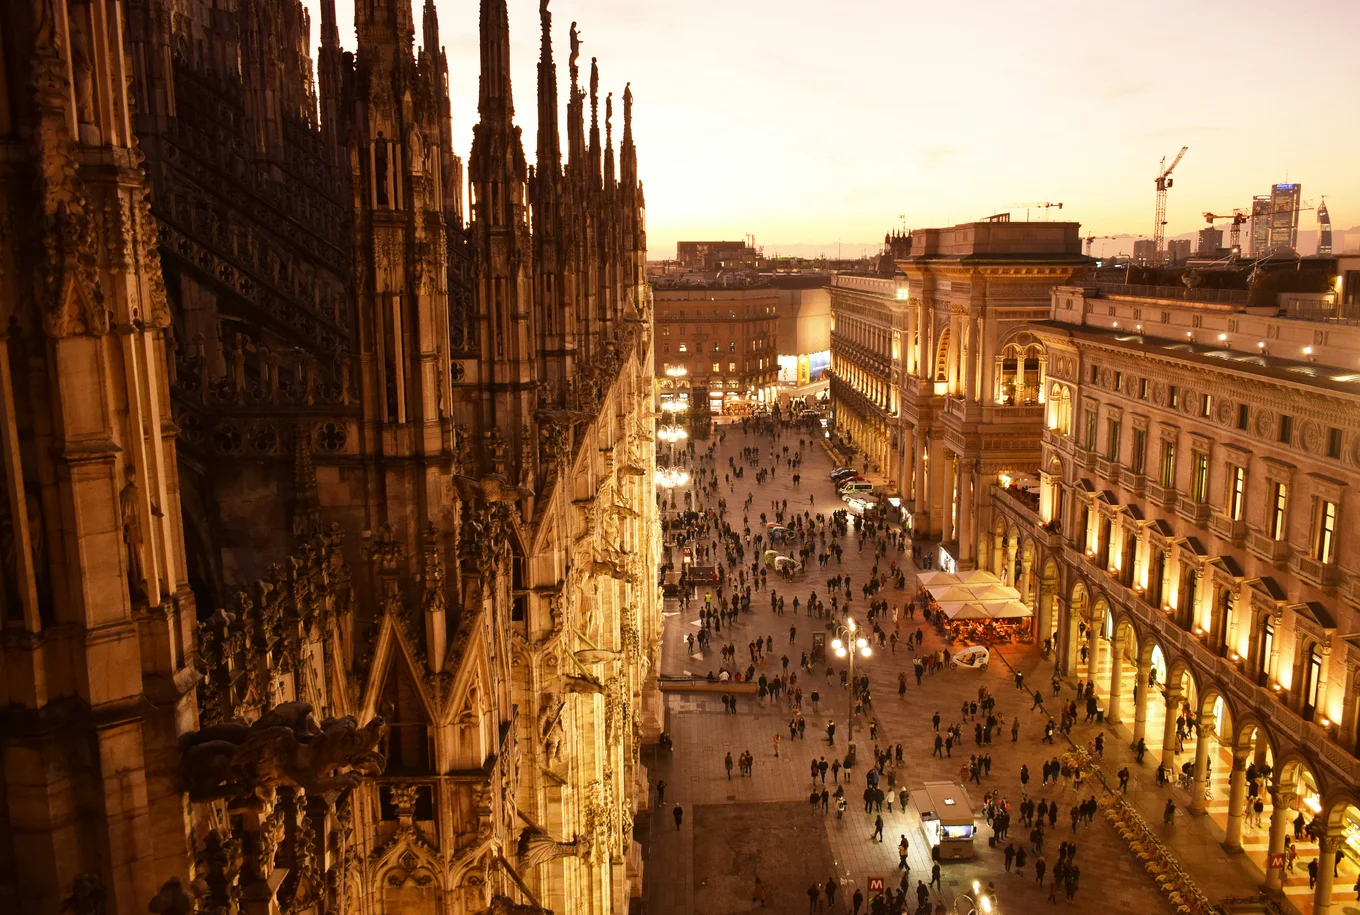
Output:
[937, 601, 992, 621]
[990, 601, 1033, 619]
[928, 585, 982, 603]
[916, 571, 960, 587]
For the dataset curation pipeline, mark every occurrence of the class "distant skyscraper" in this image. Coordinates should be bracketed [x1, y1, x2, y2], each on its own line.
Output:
[1318, 198, 1332, 255]
[1197, 226, 1224, 256]
[1252, 183, 1303, 254]
[1132, 238, 1156, 265]
[1166, 239, 1191, 265]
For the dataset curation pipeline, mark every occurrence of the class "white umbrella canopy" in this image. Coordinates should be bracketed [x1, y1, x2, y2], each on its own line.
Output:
[955, 569, 1000, 585]
[970, 584, 1022, 603]
[990, 600, 1033, 619]
[916, 571, 960, 587]
[928, 585, 980, 603]
[938, 601, 992, 620]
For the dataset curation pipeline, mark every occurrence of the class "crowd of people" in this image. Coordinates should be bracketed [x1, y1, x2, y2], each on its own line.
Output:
[653, 414, 1121, 915]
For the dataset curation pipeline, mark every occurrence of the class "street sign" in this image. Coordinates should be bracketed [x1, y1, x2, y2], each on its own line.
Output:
[867, 876, 885, 893]
[1269, 854, 1286, 869]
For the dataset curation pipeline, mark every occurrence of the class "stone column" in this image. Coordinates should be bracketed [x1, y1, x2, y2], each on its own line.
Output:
[1132, 653, 1151, 746]
[1313, 834, 1342, 915]
[992, 533, 1004, 576]
[958, 464, 975, 564]
[1223, 751, 1248, 851]
[1262, 790, 1294, 893]
[1190, 721, 1212, 815]
[1106, 630, 1125, 725]
[1019, 558, 1033, 608]
[1160, 688, 1181, 774]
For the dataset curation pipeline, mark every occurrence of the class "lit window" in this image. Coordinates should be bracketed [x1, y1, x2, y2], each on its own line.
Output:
[1191, 452, 1208, 502]
[1169, 385, 1180, 409]
[1228, 466, 1245, 521]
[1269, 482, 1287, 540]
[729, 341, 736, 352]
[729, 361, 737, 372]
[1313, 499, 1337, 563]
[679, 343, 688, 353]
[1200, 394, 1212, 418]
[1159, 440, 1176, 489]
[712, 362, 720, 373]
[1131, 429, 1147, 475]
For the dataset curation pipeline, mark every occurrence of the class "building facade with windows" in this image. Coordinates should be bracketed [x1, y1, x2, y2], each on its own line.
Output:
[653, 287, 780, 413]
[829, 221, 1090, 574]
[988, 280, 1360, 912]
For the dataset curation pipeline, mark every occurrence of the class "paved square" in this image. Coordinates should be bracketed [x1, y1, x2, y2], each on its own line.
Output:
[643, 418, 1210, 914]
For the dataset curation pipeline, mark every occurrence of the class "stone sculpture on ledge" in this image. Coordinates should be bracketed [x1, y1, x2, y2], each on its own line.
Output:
[179, 700, 386, 810]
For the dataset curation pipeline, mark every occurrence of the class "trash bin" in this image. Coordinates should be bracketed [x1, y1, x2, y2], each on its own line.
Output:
[1096, 709, 1105, 723]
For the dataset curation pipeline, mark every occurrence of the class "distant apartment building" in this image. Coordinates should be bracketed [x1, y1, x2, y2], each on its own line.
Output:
[1197, 226, 1224, 256]
[1133, 239, 1157, 265]
[675, 240, 753, 271]
[653, 286, 779, 413]
[1166, 238, 1192, 265]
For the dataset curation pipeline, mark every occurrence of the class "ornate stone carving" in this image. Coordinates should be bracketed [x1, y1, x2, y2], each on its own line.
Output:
[178, 701, 386, 810]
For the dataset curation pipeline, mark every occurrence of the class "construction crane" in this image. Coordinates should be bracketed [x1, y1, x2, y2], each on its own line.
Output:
[1084, 233, 1142, 256]
[1004, 201, 1064, 221]
[1152, 146, 1188, 265]
[1203, 210, 1248, 253]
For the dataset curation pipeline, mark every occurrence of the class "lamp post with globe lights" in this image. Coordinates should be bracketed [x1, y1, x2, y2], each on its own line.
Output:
[954, 881, 996, 915]
[831, 615, 872, 749]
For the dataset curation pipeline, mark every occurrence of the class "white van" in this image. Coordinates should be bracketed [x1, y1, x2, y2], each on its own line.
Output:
[839, 481, 874, 496]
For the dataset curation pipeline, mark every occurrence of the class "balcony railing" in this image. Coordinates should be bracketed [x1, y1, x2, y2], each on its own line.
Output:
[1175, 496, 1211, 525]
[1146, 482, 1177, 508]
[1121, 468, 1146, 495]
[1247, 528, 1291, 565]
[1096, 282, 1249, 307]
[1208, 513, 1247, 544]
[1293, 553, 1341, 589]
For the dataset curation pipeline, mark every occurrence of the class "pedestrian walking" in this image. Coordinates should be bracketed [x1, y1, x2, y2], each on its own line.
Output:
[673, 804, 684, 830]
[873, 814, 885, 842]
[656, 779, 666, 806]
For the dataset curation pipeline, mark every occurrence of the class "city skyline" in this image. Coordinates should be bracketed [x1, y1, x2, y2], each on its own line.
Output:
[312, 0, 1360, 259]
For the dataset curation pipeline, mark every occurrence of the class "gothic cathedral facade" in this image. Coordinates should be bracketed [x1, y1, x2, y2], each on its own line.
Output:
[0, 0, 660, 913]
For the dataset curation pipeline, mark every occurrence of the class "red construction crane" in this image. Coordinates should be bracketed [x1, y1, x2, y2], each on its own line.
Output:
[1152, 146, 1188, 265]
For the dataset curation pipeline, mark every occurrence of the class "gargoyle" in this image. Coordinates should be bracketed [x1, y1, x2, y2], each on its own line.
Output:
[179, 701, 386, 810]
[533, 408, 594, 427]
[574, 648, 623, 665]
[516, 825, 587, 870]
[561, 673, 606, 695]
[453, 473, 534, 504]
[477, 894, 553, 915]
[587, 558, 629, 580]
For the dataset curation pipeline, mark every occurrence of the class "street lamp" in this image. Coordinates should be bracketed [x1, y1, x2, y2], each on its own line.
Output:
[658, 427, 688, 444]
[655, 468, 690, 488]
[831, 616, 872, 747]
[954, 881, 995, 915]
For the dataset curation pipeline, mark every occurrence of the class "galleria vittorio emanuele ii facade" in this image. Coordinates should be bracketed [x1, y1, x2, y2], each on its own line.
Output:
[0, 0, 661, 912]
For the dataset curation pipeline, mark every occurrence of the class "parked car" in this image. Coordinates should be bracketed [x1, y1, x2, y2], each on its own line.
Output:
[838, 480, 873, 496]
[951, 646, 990, 671]
[774, 556, 803, 575]
[830, 467, 857, 481]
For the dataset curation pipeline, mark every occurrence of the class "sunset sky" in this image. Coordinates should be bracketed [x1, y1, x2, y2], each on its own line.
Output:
[315, 0, 1360, 259]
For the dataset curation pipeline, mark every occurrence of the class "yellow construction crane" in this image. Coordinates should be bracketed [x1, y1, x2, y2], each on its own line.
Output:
[1084, 233, 1142, 256]
[1203, 210, 1248, 253]
[1004, 201, 1064, 221]
[1152, 146, 1188, 265]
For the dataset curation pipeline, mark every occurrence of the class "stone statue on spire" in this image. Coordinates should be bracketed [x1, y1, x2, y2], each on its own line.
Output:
[569, 22, 580, 81]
